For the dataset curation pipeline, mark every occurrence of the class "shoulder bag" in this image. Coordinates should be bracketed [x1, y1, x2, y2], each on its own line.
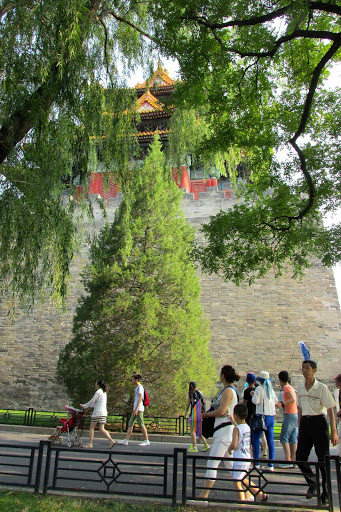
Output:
[250, 388, 267, 432]
[201, 386, 235, 438]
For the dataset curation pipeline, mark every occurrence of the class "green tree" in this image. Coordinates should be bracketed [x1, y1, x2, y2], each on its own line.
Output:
[57, 136, 216, 414]
[155, 0, 341, 282]
[3, 0, 341, 306]
[0, 0, 159, 306]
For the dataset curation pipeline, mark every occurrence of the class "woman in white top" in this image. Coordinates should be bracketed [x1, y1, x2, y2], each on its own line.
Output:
[197, 365, 240, 499]
[80, 379, 115, 449]
[251, 371, 278, 469]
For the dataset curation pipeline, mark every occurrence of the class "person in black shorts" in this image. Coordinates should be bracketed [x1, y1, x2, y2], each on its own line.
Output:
[242, 373, 256, 425]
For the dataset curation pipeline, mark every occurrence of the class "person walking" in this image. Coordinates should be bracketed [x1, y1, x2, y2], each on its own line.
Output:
[334, 373, 341, 455]
[296, 360, 338, 504]
[197, 365, 240, 499]
[185, 381, 210, 452]
[276, 370, 298, 468]
[117, 374, 150, 446]
[242, 372, 268, 456]
[251, 370, 278, 471]
[80, 379, 115, 449]
[242, 373, 256, 426]
[228, 403, 269, 503]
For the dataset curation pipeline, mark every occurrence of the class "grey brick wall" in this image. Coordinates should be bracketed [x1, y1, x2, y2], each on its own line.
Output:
[0, 190, 340, 410]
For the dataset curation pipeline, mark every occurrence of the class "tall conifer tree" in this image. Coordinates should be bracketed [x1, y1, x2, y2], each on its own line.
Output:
[57, 136, 216, 414]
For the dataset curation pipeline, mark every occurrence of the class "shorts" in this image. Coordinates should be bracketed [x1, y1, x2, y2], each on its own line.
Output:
[280, 413, 298, 444]
[232, 462, 251, 481]
[128, 411, 145, 428]
[91, 415, 107, 424]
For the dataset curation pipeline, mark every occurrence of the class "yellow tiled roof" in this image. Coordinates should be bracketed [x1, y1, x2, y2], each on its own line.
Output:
[136, 90, 164, 113]
[135, 62, 176, 90]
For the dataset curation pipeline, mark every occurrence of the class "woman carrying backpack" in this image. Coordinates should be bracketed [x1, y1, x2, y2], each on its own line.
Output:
[185, 381, 210, 452]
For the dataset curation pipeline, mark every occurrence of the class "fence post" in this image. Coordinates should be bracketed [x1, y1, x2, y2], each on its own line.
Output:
[179, 415, 184, 436]
[181, 448, 187, 505]
[172, 448, 179, 506]
[331, 455, 341, 512]
[28, 407, 34, 426]
[172, 448, 187, 506]
[42, 441, 52, 495]
[325, 456, 334, 512]
[34, 440, 46, 494]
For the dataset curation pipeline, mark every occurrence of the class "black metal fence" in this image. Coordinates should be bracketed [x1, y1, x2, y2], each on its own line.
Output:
[184, 451, 340, 511]
[0, 440, 339, 510]
[0, 443, 39, 491]
[0, 408, 188, 434]
[0, 408, 283, 438]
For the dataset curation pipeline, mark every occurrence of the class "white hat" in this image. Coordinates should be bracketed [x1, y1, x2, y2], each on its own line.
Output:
[259, 371, 270, 380]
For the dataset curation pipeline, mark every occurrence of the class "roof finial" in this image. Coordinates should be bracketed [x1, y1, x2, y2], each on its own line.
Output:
[158, 59, 163, 71]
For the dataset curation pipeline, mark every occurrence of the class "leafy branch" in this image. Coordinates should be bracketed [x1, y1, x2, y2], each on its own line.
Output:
[181, 2, 341, 232]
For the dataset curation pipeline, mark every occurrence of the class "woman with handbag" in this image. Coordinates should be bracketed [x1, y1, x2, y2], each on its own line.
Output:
[251, 371, 278, 470]
[197, 365, 240, 500]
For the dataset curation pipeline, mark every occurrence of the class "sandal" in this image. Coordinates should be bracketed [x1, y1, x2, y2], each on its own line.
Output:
[109, 441, 115, 449]
[261, 493, 269, 502]
[83, 444, 93, 449]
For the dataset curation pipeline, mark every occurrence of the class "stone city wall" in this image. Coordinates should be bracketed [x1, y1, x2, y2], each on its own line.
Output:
[1, 189, 340, 410]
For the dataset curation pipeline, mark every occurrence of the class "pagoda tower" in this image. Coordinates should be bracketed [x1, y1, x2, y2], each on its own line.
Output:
[134, 61, 176, 157]
[82, 62, 222, 200]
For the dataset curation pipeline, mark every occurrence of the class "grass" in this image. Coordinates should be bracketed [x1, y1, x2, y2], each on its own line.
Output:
[0, 490, 176, 512]
[0, 490, 252, 512]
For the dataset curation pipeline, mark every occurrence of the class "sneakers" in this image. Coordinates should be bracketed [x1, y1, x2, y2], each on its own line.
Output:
[188, 445, 198, 452]
[117, 439, 128, 445]
[139, 440, 150, 446]
[202, 444, 210, 452]
[246, 495, 255, 502]
[278, 463, 294, 468]
[261, 466, 274, 472]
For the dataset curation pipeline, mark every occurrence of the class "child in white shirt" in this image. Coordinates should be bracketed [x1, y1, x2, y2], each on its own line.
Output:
[228, 404, 269, 502]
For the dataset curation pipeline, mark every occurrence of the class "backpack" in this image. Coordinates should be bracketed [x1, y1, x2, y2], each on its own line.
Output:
[192, 390, 206, 413]
[143, 389, 150, 407]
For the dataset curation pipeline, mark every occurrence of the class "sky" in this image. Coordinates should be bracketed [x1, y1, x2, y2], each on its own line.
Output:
[128, 59, 341, 308]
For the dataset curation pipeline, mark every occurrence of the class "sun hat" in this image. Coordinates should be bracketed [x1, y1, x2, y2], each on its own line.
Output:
[258, 371, 270, 380]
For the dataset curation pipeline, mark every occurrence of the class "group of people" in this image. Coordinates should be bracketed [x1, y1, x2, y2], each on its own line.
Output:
[187, 362, 340, 504]
[75, 362, 340, 505]
[79, 374, 150, 449]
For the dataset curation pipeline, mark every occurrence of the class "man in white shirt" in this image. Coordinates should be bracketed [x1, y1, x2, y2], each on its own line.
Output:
[117, 374, 150, 446]
[296, 360, 338, 505]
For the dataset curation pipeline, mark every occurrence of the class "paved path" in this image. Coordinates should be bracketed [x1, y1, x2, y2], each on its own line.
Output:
[0, 431, 339, 509]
